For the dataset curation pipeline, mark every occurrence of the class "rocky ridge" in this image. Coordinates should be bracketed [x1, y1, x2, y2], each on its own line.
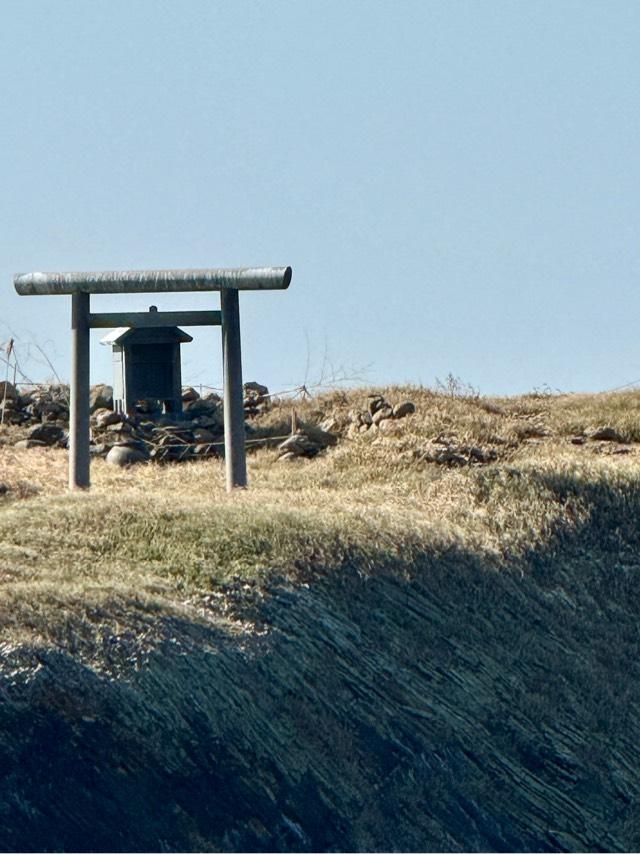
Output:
[0, 381, 279, 467]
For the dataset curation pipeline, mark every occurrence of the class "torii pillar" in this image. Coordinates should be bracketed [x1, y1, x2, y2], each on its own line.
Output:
[13, 266, 293, 492]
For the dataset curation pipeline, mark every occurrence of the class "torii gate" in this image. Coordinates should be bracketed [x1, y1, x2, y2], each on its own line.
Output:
[13, 266, 292, 492]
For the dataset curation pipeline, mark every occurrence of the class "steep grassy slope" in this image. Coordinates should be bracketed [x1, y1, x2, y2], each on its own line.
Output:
[1, 387, 640, 851]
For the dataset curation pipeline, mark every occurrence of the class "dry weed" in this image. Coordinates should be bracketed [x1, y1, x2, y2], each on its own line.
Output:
[1, 386, 640, 649]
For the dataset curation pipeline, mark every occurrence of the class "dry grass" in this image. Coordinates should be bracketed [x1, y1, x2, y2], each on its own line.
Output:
[2, 385, 640, 653]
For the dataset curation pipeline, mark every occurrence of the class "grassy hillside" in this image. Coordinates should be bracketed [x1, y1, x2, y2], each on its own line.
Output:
[1, 385, 640, 850]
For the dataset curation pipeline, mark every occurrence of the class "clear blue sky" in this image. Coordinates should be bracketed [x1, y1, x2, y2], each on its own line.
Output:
[1, 0, 639, 395]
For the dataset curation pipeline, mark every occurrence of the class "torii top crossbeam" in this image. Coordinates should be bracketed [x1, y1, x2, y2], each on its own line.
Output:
[13, 265, 293, 492]
[14, 266, 292, 295]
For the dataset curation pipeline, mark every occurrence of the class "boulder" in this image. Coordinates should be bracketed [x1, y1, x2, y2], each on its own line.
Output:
[40, 402, 68, 422]
[0, 402, 24, 425]
[319, 416, 340, 434]
[89, 384, 113, 413]
[115, 438, 150, 458]
[18, 392, 35, 408]
[517, 423, 550, 439]
[106, 445, 148, 467]
[183, 398, 220, 417]
[181, 387, 200, 403]
[244, 381, 269, 397]
[95, 409, 124, 428]
[0, 381, 18, 401]
[590, 426, 625, 443]
[27, 424, 65, 446]
[416, 440, 497, 467]
[190, 414, 223, 430]
[379, 418, 403, 435]
[276, 429, 331, 459]
[368, 396, 385, 416]
[14, 439, 47, 450]
[392, 401, 416, 419]
[104, 421, 133, 436]
[372, 406, 393, 426]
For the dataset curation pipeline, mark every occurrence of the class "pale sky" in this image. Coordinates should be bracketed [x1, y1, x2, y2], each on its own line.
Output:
[1, 0, 639, 395]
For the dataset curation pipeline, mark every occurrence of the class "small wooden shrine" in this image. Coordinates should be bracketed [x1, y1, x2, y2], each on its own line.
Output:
[101, 307, 192, 416]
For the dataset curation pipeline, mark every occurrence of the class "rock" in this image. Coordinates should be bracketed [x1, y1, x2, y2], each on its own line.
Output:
[372, 406, 393, 426]
[181, 387, 200, 403]
[104, 421, 133, 435]
[95, 409, 124, 428]
[191, 414, 224, 431]
[14, 439, 47, 450]
[468, 446, 495, 463]
[89, 384, 113, 413]
[18, 392, 34, 408]
[303, 424, 338, 449]
[392, 401, 416, 419]
[0, 381, 18, 401]
[368, 396, 386, 416]
[278, 433, 312, 457]
[319, 416, 340, 434]
[244, 381, 269, 397]
[27, 424, 64, 446]
[571, 436, 586, 446]
[115, 438, 150, 458]
[416, 440, 497, 467]
[243, 383, 269, 418]
[106, 445, 148, 467]
[183, 398, 220, 417]
[277, 429, 329, 459]
[0, 402, 24, 425]
[516, 423, 550, 439]
[40, 402, 67, 422]
[379, 418, 403, 435]
[590, 427, 625, 442]
[488, 434, 509, 446]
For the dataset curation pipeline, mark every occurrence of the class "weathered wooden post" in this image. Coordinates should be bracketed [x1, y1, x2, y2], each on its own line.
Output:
[13, 266, 292, 493]
[221, 288, 247, 489]
[70, 291, 91, 489]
